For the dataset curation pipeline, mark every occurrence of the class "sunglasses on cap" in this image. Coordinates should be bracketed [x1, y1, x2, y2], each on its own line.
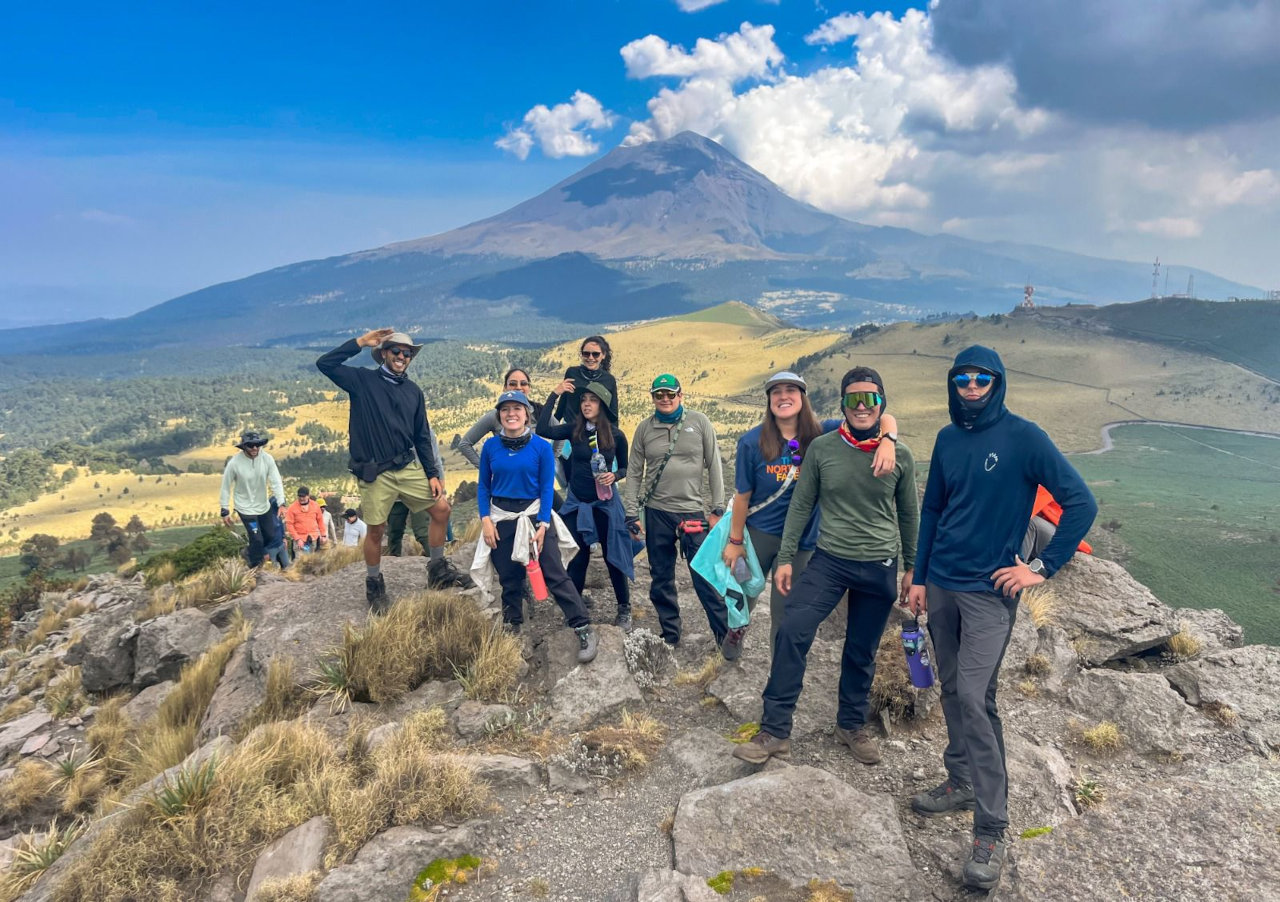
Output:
[384, 347, 415, 359]
[786, 438, 803, 465]
[652, 390, 679, 400]
[843, 391, 883, 409]
[581, 350, 603, 359]
[951, 372, 995, 388]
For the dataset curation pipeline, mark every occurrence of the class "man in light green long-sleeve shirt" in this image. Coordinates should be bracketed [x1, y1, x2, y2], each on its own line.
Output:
[218, 430, 285, 568]
[735, 366, 919, 768]
[623, 373, 727, 646]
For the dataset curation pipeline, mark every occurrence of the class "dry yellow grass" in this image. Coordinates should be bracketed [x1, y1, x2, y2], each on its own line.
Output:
[674, 653, 725, 689]
[1166, 622, 1203, 660]
[0, 760, 55, 818]
[580, 711, 666, 770]
[292, 544, 363, 577]
[1080, 720, 1125, 754]
[252, 872, 323, 902]
[1022, 584, 1059, 630]
[1, 695, 36, 724]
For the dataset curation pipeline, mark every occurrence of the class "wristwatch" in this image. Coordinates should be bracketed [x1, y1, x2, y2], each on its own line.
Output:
[882, 432, 898, 443]
[710, 507, 725, 518]
[1027, 558, 1046, 575]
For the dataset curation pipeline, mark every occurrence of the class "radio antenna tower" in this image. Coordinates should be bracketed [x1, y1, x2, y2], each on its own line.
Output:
[1187, 273, 1195, 299]
[1152, 258, 1161, 299]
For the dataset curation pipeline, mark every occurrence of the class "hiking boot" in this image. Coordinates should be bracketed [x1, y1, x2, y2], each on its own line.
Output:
[963, 832, 1009, 890]
[911, 776, 976, 815]
[720, 626, 747, 661]
[504, 621, 522, 637]
[614, 609, 633, 632]
[731, 730, 791, 764]
[365, 574, 389, 614]
[575, 625, 598, 663]
[428, 557, 475, 590]
[834, 725, 881, 765]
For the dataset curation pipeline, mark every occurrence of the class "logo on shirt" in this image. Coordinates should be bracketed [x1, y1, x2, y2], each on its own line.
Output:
[984, 452, 999, 472]
[765, 463, 799, 482]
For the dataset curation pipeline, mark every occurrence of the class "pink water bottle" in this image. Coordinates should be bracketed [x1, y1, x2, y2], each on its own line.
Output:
[526, 557, 549, 602]
[591, 452, 613, 501]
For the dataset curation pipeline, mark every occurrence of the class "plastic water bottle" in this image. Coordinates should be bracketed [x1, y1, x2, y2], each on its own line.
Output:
[525, 558, 549, 602]
[591, 452, 613, 501]
[901, 619, 935, 689]
[247, 520, 259, 536]
[731, 556, 750, 584]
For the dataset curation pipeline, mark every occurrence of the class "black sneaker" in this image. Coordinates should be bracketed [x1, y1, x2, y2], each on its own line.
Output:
[503, 621, 522, 636]
[720, 626, 747, 661]
[614, 609, 633, 632]
[575, 625, 598, 663]
[911, 776, 976, 815]
[963, 832, 1009, 890]
[365, 574, 389, 614]
[428, 557, 476, 590]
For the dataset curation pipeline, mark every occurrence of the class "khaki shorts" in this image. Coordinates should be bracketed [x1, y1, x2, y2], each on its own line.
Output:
[358, 459, 438, 526]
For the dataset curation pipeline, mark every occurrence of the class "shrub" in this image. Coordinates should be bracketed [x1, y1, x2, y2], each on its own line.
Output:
[142, 527, 244, 584]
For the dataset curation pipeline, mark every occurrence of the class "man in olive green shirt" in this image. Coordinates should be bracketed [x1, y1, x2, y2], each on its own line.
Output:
[623, 373, 727, 646]
[734, 366, 918, 766]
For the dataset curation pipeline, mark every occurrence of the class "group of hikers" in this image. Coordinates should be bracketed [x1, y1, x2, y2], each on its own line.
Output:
[218, 326, 1097, 890]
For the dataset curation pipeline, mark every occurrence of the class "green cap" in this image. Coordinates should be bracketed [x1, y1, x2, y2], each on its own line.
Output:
[651, 373, 681, 393]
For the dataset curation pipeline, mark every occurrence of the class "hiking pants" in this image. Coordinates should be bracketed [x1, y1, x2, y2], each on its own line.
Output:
[761, 550, 897, 739]
[926, 583, 1018, 836]
[238, 511, 279, 568]
[566, 503, 631, 613]
[644, 508, 727, 645]
[492, 518, 589, 629]
[386, 500, 431, 556]
[745, 527, 815, 648]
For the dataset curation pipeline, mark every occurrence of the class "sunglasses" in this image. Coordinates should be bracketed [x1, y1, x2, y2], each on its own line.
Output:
[507, 379, 531, 388]
[652, 390, 678, 400]
[786, 438, 803, 465]
[243, 443, 265, 449]
[581, 350, 603, 359]
[384, 347, 415, 359]
[951, 372, 995, 388]
[843, 391, 883, 409]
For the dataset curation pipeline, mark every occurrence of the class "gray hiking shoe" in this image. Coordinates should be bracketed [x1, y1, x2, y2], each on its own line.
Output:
[834, 725, 881, 765]
[614, 609, 633, 632]
[911, 776, 976, 815]
[731, 730, 791, 764]
[575, 625, 598, 663]
[365, 574, 389, 614]
[720, 626, 747, 661]
[963, 832, 1009, 890]
[428, 557, 475, 590]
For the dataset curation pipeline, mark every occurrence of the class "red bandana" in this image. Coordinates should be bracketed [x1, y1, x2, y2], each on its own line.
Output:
[838, 421, 882, 454]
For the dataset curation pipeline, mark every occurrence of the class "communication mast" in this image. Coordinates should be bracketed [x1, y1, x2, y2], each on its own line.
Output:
[1186, 273, 1195, 299]
[1151, 258, 1161, 299]
[1022, 281, 1035, 308]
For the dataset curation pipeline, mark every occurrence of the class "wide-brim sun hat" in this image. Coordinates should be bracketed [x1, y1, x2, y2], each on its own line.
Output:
[495, 390, 534, 412]
[372, 331, 425, 364]
[584, 381, 618, 422]
[235, 429, 270, 449]
[764, 371, 807, 394]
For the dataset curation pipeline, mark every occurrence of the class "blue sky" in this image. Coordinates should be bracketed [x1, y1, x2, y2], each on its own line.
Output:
[2, 1, 1277, 326]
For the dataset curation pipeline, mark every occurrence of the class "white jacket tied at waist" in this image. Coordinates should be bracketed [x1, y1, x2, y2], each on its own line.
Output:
[469, 501, 579, 603]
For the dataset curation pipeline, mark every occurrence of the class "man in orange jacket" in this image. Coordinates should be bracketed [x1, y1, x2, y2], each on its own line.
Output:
[285, 486, 327, 553]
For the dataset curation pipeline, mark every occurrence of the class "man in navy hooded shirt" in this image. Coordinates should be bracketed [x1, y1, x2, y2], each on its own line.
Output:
[906, 345, 1096, 891]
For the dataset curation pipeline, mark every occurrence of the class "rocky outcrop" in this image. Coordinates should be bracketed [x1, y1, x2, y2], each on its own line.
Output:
[1166, 644, 1280, 751]
[0, 710, 53, 758]
[314, 825, 476, 902]
[1049, 555, 1178, 664]
[540, 626, 643, 729]
[659, 728, 756, 789]
[1172, 606, 1245, 651]
[1067, 668, 1202, 755]
[245, 816, 333, 901]
[672, 766, 920, 899]
[133, 607, 221, 688]
[73, 622, 138, 693]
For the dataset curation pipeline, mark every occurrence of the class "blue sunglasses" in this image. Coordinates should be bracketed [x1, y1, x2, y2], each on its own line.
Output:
[952, 372, 995, 388]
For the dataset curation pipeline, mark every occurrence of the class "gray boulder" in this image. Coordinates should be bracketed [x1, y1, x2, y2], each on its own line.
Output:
[1004, 733, 1078, 829]
[0, 710, 53, 758]
[75, 622, 138, 693]
[1049, 555, 1178, 664]
[1067, 668, 1201, 755]
[708, 636, 843, 739]
[466, 754, 542, 802]
[672, 765, 919, 899]
[542, 626, 643, 730]
[629, 869, 722, 902]
[659, 728, 756, 789]
[122, 680, 177, 726]
[451, 700, 515, 738]
[1033, 625, 1081, 694]
[314, 824, 475, 902]
[133, 607, 221, 688]
[245, 815, 333, 901]
[1167, 644, 1280, 751]
[1008, 759, 1280, 901]
[197, 643, 264, 743]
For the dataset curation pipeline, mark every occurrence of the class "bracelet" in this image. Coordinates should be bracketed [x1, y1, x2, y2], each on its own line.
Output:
[728, 536, 744, 546]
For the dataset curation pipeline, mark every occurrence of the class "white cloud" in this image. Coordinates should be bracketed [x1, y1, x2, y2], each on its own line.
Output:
[804, 12, 862, 46]
[674, 0, 727, 11]
[496, 91, 615, 160]
[621, 23, 783, 83]
[1133, 217, 1203, 239]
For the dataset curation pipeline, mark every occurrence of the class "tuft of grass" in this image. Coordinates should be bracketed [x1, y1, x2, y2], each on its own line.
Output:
[869, 626, 915, 720]
[236, 658, 311, 738]
[707, 871, 734, 894]
[525, 876, 550, 898]
[293, 545, 364, 577]
[315, 592, 515, 706]
[86, 696, 134, 778]
[17, 658, 60, 695]
[1165, 622, 1202, 661]
[1, 695, 36, 724]
[1080, 720, 1124, 755]
[1022, 583, 1058, 629]
[0, 819, 86, 898]
[580, 711, 666, 771]
[1073, 773, 1106, 809]
[674, 653, 724, 689]
[45, 666, 87, 718]
[1202, 700, 1239, 727]
[146, 560, 179, 588]
[50, 744, 103, 791]
[145, 756, 220, 819]
[174, 558, 256, 609]
[1020, 826, 1054, 839]
[459, 518, 483, 546]
[252, 871, 323, 902]
[1016, 679, 1039, 697]
[0, 760, 56, 819]
[806, 879, 855, 902]
[1024, 653, 1052, 676]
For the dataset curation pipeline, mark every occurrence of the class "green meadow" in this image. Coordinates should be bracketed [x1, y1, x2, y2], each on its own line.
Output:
[1073, 424, 1280, 645]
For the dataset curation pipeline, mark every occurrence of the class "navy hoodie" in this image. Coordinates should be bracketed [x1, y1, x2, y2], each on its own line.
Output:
[913, 345, 1097, 592]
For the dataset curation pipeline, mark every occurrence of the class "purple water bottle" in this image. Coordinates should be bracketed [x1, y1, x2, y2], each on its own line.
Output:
[901, 619, 935, 689]
[591, 452, 613, 501]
